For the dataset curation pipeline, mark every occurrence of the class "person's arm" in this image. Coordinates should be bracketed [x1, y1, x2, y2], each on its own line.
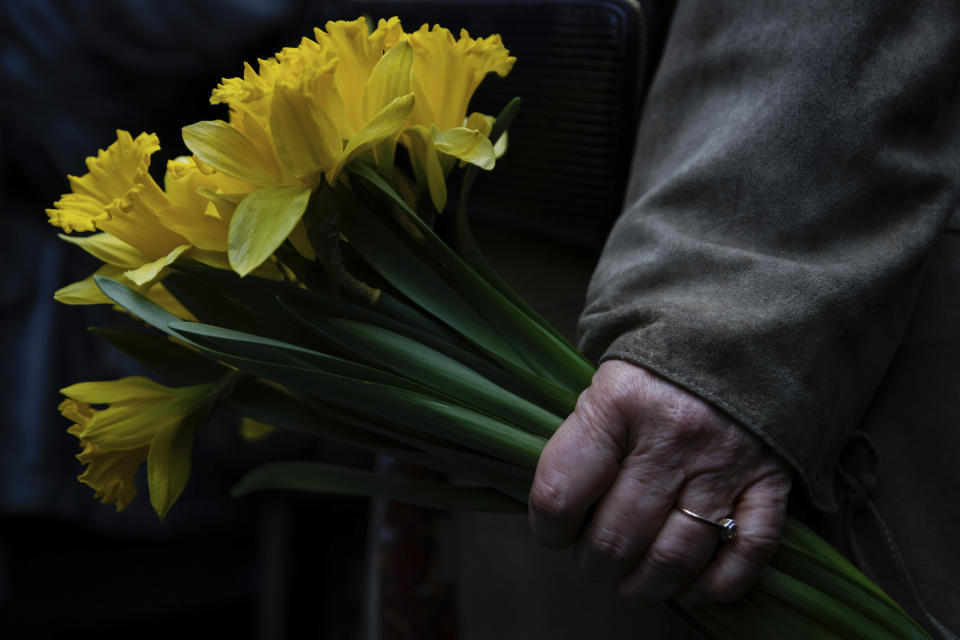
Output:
[530, 0, 960, 605]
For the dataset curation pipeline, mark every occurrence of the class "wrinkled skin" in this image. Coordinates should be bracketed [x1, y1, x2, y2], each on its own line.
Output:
[529, 359, 792, 606]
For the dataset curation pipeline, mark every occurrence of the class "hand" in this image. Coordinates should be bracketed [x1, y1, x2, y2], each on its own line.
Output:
[528, 359, 792, 606]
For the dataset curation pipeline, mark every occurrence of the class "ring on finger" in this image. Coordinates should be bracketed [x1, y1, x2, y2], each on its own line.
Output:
[678, 508, 738, 541]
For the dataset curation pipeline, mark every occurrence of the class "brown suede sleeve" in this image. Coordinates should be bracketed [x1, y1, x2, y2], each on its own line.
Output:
[578, 0, 960, 511]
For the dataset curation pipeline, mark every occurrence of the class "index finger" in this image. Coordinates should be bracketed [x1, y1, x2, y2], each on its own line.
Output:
[528, 396, 625, 549]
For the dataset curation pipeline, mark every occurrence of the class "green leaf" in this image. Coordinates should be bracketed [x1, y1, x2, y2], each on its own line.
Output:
[692, 590, 836, 640]
[168, 320, 437, 397]
[232, 381, 533, 501]
[278, 292, 577, 416]
[770, 543, 930, 639]
[317, 316, 563, 437]
[95, 276, 181, 336]
[223, 376, 413, 455]
[89, 327, 227, 386]
[778, 517, 895, 605]
[168, 340, 546, 468]
[231, 462, 526, 513]
[337, 185, 525, 369]
[406, 442, 533, 503]
[666, 601, 741, 640]
[453, 98, 587, 358]
[374, 291, 463, 343]
[348, 162, 595, 392]
[757, 568, 905, 640]
[162, 272, 266, 335]
[228, 185, 312, 276]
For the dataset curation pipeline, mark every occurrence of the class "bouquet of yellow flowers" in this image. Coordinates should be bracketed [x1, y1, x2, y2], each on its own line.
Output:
[47, 16, 933, 640]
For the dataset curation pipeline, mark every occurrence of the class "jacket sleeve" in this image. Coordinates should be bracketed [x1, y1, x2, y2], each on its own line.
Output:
[578, 0, 960, 511]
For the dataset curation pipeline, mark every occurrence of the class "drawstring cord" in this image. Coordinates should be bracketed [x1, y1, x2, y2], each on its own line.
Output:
[838, 431, 959, 640]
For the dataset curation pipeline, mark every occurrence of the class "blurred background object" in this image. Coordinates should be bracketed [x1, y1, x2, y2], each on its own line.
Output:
[0, 0, 650, 637]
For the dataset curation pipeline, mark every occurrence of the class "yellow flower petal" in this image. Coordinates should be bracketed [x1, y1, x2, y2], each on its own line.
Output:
[60, 378, 214, 516]
[62, 376, 174, 407]
[47, 131, 189, 259]
[334, 93, 415, 181]
[315, 18, 386, 131]
[408, 25, 516, 131]
[124, 244, 191, 287]
[300, 57, 350, 139]
[431, 125, 496, 170]
[402, 125, 447, 212]
[161, 157, 239, 251]
[362, 40, 413, 119]
[58, 232, 147, 269]
[147, 407, 203, 521]
[62, 378, 209, 450]
[68, 416, 147, 512]
[47, 193, 111, 233]
[158, 207, 228, 253]
[54, 265, 124, 305]
[269, 83, 341, 183]
[371, 16, 408, 49]
[465, 111, 508, 158]
[182, 120, 283, 187]
[228, 185, 313, 276]
[196, 188, 245, 226]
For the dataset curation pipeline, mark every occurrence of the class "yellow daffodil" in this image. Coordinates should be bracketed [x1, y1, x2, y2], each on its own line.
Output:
[398, 23, 515, 211]
[46, 131, 193, 281]
[181, 17, 515, 275]
[183, 18, 417, 276]
[60, 376, 215, 519]
[45, 132, 285, 314]
[406, 24, 515, 131]
[46, 131, 239, 286]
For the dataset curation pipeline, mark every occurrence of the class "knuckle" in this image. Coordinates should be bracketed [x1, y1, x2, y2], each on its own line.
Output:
[663, 395, 713, 429]
[528, 475, 573, 522]
[569, 395, 628, 458]
[736, 530, 780, 566]
[583, 530, 631, 566]
[645, 543, 702, 577]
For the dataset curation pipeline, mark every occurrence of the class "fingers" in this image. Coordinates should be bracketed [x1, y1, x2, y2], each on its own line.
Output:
[572, 464, 683, 582]
[611, 473, 739, 601]
[528, 394, 625, 548]
[676, 472, 791, 605]
[528, 360, 793, 606]
[617, 506, 722, 604]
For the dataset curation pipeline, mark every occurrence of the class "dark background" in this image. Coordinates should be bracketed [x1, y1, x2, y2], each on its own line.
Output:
[1, 3, 373, 637]
[0, 1, 652, 637]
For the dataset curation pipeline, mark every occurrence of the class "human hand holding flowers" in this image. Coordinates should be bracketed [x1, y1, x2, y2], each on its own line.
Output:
[530, 359, 792, 606]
